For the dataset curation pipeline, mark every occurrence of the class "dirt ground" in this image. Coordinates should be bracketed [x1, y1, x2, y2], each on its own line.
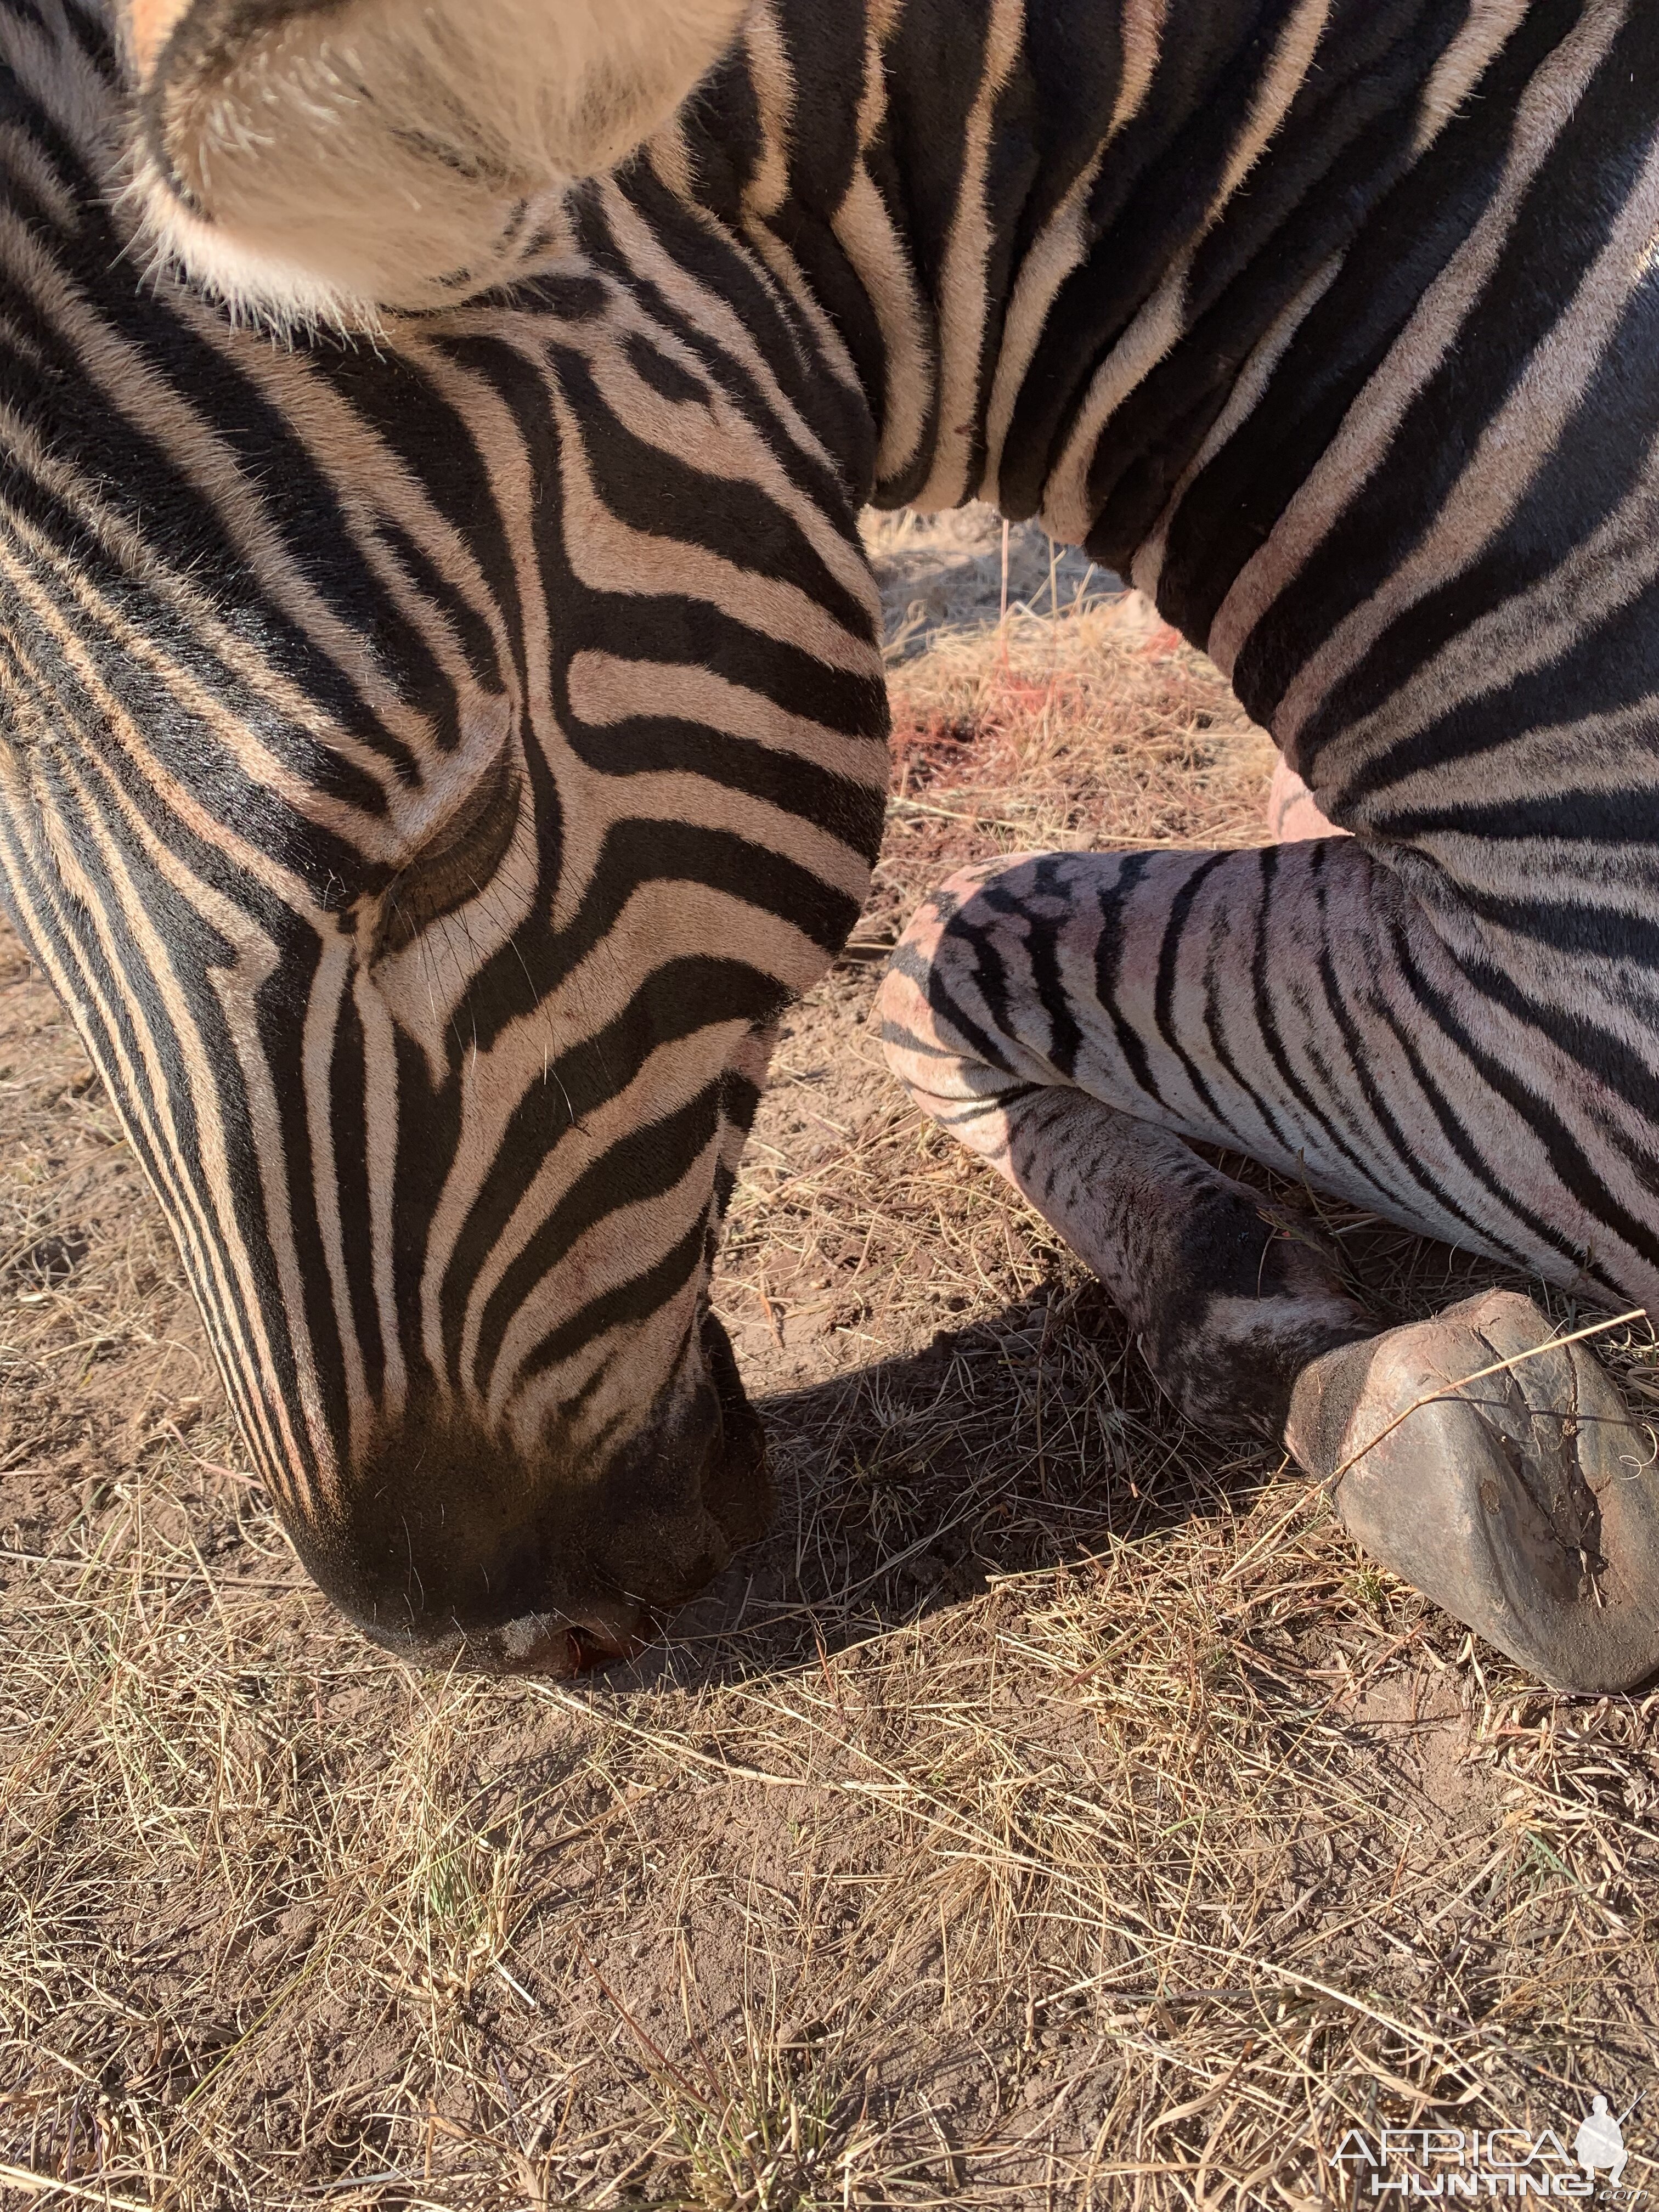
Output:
[3, 512, 1658, 2209]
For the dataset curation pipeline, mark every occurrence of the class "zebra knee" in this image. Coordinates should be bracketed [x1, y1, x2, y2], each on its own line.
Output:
[879, 858, 1051, 1163]
[1267, 755, 1346, 843]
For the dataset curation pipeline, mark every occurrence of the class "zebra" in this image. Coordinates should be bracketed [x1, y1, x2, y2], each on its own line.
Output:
[2, 0, 1656, 1689]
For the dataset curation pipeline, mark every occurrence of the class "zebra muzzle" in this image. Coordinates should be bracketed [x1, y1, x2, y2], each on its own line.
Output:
[471, 1601, 662, 1679]
[292, 1307, 772, 1675]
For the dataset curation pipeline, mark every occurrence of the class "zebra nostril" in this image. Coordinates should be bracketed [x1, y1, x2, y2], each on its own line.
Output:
[370, 741, 521, 963]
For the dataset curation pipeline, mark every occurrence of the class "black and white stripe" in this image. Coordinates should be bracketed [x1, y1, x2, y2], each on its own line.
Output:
[2, 0, 1654, 1662]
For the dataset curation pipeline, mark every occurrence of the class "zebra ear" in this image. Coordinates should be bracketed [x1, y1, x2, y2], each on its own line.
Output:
[122, 0, 748, 323]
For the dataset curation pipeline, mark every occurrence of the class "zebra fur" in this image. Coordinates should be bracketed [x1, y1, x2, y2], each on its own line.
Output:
[1, 0, 1655, 1674]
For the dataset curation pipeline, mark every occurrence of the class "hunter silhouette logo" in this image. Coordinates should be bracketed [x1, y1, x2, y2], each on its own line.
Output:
[1576, 2098, 1634, 2190]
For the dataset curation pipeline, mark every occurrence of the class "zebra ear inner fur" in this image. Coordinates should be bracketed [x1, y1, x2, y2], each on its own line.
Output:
[121, 0, 749, 323]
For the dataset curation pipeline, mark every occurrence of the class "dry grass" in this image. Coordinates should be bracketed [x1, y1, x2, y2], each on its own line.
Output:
[4, 529, 1659, 2208]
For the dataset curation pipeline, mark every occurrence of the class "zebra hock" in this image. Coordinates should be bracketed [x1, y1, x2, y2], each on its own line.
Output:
[13, 0, 1659, 1689]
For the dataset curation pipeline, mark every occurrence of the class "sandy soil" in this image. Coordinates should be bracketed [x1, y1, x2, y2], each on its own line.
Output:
[2, 517, 1657, 2209]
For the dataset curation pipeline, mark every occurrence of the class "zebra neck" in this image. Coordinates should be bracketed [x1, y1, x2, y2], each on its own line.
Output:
[671, 0, 1531, 550]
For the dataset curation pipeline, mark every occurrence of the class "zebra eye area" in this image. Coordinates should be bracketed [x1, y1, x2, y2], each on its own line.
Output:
[370, 747, 521, 964]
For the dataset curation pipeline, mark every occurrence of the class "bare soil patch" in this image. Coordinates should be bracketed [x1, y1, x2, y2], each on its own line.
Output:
[3, 515, 1657, 2208]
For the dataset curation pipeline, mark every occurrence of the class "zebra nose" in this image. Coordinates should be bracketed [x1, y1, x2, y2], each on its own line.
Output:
[483, 1605, 658, 1677]
[299, 1425, 724, 1670]
[291, 1315, 772, 1671]
[330, 1598, 657, 1678]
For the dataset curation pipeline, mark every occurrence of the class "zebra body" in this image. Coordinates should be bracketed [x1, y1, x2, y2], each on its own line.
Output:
[3, 0, 1657, 1678]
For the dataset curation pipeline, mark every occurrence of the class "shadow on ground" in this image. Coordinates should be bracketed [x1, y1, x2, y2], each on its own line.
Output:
[613, 1189, 1566, 1700]
[656, 1283, 1246, 1686]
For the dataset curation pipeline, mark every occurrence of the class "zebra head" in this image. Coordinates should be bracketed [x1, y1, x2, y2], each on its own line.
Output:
[0, 0, 889, 1671]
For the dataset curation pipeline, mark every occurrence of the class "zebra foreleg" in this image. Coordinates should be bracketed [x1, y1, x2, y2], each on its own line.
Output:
[879, 850, 1659, 1692]
[878, 855, 1375, 1438]
[875, 1060, 1374, 1439]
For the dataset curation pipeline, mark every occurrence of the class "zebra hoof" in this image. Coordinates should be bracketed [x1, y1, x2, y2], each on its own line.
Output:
[1284, 1290, 1659, 1694]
